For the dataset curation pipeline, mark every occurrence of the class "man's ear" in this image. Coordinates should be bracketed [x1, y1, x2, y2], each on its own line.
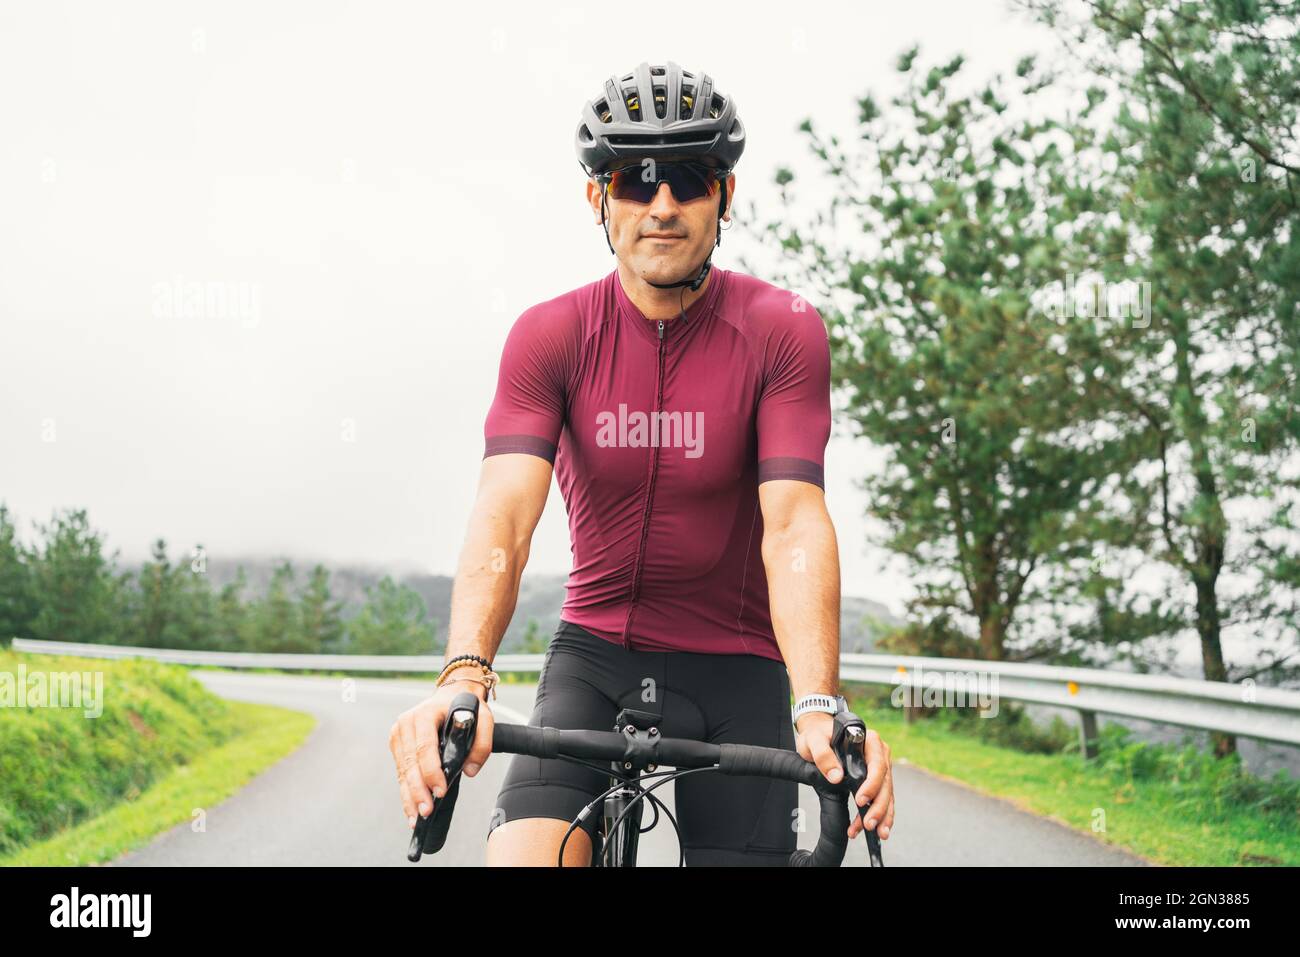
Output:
[722, 173, 737, 222]
[586, 178, 606, 224]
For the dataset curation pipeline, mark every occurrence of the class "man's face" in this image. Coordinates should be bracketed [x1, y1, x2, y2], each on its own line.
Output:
[587, 158, 736, 285]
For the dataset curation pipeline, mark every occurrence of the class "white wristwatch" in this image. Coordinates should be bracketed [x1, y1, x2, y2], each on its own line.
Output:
[791, 693, 847, 728]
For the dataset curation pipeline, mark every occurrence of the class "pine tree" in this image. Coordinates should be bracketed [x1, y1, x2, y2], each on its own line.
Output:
[28, 509, 126, 646]
[298, 564, 345, 654]
[348, 577, 440, 656]
[0, 505, 38, 648]
[246, 562, 303, 653]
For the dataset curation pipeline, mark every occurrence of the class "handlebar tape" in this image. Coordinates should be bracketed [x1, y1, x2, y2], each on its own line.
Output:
[718, 744, 850, 867]
[718, 743, 823, 787]
[492, 723, 720, 769]
[787, 788, 851, 866]
[492, 723, 559, 758]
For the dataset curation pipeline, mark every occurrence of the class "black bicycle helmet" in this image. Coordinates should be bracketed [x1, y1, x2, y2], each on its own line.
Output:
[575, 61, 746, 175]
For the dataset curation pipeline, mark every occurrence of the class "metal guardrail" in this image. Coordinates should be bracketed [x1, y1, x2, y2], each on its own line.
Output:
[13, 639, 1300, 757]
[841, 653, 1300, 756]
[11, 639, 543, 676]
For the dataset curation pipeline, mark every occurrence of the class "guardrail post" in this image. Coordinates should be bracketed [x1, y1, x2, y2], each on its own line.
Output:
[1077, 709, 1099, 760]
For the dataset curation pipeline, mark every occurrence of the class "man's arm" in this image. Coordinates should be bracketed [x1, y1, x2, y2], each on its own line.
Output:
[759, 479, 840, 704]
[443, 452, 553, 675]
[444, 300, 570, 671]
[391, 302, 567, 825]
[390, 452, 551, 824]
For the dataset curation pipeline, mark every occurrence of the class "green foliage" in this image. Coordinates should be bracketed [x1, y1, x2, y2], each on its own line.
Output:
[754, 51, 1159, 662]
[348, 576, 441, 656]
[1090, 723, 1300, 823]
[0, 506, 447, 658]
[28, 510, 128, 646]
[212, 568, 250, 652]
[244, 562, 304, 653]
[0, 650, 237, 855]
[0, 505, 37, 648]
[517, 617, 549, 654]
[1020, 0, 1300, 694]
[299, 564, 346, 654]
[757, 1, 1300, 700]
[930, 701, 1078, 755]
[123, 539, 216, 650]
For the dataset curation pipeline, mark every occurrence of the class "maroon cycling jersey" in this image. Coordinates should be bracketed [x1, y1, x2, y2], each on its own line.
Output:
[483, 267, 831, 662]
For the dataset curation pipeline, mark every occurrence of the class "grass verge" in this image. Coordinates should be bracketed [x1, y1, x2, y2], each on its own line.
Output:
[1, 649, 315, 866]
[847, 688, 1300, 866]
[2, 700, 314, 866]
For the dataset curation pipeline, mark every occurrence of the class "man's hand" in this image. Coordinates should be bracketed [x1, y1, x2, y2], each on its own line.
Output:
[795, 712, 895, 840]
[388, 680, 495, 828]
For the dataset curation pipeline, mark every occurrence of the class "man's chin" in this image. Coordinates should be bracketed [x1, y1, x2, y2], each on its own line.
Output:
[635, 254, 699, 286]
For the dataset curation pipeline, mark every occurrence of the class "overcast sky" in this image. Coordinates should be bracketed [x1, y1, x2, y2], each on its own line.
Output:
[0, 0, 1066, 614]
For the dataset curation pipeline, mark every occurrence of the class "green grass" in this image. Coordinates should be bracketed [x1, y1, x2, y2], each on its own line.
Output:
[0, 651, 314, 866]
[846, 687, 1300, 866]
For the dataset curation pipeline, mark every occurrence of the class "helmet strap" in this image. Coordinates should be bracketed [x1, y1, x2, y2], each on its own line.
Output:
[600, 188, 615, 255]
[641, 178, 727, 293]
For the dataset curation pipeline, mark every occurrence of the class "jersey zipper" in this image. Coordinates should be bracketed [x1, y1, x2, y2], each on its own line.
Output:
[621, 318, 667, 649]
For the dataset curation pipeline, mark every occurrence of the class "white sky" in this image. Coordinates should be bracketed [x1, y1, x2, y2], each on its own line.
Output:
[0, 0, 1065, 615]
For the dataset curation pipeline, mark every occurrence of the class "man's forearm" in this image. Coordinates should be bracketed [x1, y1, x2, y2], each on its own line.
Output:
[762, 515, 841, 702]
[444, 510, 530, 663]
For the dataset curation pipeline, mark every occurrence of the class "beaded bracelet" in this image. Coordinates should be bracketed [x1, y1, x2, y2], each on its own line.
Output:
[435, 660, 500, 699]
[443, 653, 492, 671]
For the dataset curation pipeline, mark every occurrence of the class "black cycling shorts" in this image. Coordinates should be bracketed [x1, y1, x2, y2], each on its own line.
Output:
[489, 620, 798, 866]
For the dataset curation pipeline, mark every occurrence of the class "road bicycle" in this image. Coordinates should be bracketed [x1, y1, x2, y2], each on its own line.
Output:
[405, 691, 885, 867]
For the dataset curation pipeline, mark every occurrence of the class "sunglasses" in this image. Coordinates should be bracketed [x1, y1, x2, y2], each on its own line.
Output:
[598, 161, 726, 204]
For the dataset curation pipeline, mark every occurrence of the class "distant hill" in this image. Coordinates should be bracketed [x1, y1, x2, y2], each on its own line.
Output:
[188, 557, 899, 654]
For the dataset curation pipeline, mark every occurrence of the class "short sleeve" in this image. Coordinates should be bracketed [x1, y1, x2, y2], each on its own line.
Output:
[483, 306, 571, 463]
[756, 307, 832, 489]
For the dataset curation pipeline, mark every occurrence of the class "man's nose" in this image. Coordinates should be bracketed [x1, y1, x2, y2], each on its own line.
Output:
[646, 181, 683, 217]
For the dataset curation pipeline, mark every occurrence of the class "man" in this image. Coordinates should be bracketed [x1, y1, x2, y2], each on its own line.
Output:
[390, 61, 894, 865]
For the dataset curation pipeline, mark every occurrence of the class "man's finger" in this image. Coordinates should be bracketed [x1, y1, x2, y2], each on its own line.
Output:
[860, 762, 893, 833]
[876, 776, 897, 839]
[397, 773, 417, 827]
[399, 713, 441, 815]
[463, 699, 494, 776]
[794, 730, 813, 763]
[853, 729, 889, 809]
[810, 735, 843, 785]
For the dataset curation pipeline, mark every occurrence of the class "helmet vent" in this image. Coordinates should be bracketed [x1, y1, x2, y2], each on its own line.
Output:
[681, 88, 695, 120]
[709, 94, 725, 119]
[595, 100, 611, 123]
[623, 89, 642, 121]
[652, 85, 667, 118]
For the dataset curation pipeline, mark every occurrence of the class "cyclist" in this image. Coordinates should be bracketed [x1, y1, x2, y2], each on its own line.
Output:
[390, 61, 895, 865]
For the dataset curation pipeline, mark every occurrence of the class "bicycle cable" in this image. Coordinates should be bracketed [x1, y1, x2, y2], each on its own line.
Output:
[555, 766, 696, 868]
[637, 789, 684, 866]
[602, 766, 718, 868]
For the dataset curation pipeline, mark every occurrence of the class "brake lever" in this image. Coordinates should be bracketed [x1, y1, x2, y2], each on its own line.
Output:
[406, 692, 480, 862]
[832, 709, 884, 867]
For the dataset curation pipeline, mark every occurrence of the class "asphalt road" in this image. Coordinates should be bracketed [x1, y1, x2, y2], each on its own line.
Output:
[113, 671, 1149, 867]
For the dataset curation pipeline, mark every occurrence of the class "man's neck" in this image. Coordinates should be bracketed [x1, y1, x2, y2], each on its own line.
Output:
[616, 261, 713, 321]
